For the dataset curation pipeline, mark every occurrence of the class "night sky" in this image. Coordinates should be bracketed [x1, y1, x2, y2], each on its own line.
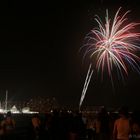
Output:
[0, 0, 140, 109]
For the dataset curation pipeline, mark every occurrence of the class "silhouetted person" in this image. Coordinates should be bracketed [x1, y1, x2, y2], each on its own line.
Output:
[130, 110, 140, 140]
[98, 107, 110, 140]
[50, 109, 61, 140]
[0, 114, 5, 140]
[44, 113, 52, 139]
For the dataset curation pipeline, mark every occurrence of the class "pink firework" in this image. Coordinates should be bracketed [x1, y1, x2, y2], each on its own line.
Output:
[84, 7, 140, 76]
[79, 8, 140, 108]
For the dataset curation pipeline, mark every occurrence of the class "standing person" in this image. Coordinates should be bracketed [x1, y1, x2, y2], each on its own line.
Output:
[113, 107, 130, 140]
[0, 114, 5, 140]
[1, 111, 15, 140]
[98, 107, 110, 140]
[129, 111, 140, 140]
[49, 109, 61, 140]
[31, 113, 41, 140]
[86, 117, 96, 140]
[93, 113, 101, 140]
[44, 113, 52, 139]
[68, 111, 86, 140]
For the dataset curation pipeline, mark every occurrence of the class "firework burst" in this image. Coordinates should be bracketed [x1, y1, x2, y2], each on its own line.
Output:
[79, 8, 140, 108]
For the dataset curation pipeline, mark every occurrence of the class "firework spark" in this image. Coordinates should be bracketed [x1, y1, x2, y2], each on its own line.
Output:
[79, 8, 140, 108]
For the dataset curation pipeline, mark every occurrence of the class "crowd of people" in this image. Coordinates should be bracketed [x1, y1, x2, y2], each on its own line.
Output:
[0, 107, 140, 140]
